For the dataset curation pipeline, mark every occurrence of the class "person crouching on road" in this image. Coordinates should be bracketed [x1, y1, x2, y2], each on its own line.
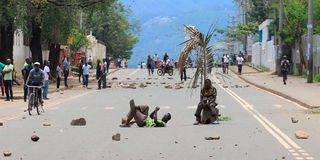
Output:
[194, 79, 219, 125]
[120, 99, 171, 128]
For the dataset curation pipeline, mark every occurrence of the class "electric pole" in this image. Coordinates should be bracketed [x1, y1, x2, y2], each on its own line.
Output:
[307, 0, 314, 83]
[277, 0, 284, 76]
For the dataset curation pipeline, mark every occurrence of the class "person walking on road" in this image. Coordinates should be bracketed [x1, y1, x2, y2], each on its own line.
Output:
[82, 62, 91, 88]
[43, 60, 54, 100]
[96, 60, 103, 90]
[180, 61, 187, 82]
[0, 61, 6, 97]
[56, 63, 62, 89]
[281, 55, 290, 85]
[22, 59, 33, 102]
[63, 57, 70, 87]
[236, 55, 244, 75]
[223, 55, 229, 74]
[2, 59, 14, 101]
[147, 55, 153, 76]
[102, 59, 107, 88]
[78, 59, 83, 83]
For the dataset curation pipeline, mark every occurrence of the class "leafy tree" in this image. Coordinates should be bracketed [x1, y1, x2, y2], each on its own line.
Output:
[69, 29, 89, 58]
[85, 1, 140, 59]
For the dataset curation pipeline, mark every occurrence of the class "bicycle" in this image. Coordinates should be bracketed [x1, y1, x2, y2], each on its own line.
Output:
[26, 85, 44, 115]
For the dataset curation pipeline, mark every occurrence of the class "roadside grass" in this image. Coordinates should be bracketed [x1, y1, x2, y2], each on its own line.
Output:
[256, 65, 270, 72]
[218, 116, 232, 121]
[305, 108, 320, 114]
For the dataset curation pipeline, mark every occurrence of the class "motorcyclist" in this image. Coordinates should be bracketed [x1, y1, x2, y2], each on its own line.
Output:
[194, 79, 219, 125]
[25, 62, 45, 106]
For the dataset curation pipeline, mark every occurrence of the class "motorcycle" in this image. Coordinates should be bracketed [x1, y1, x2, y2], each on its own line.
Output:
[157, 64, 174, 76]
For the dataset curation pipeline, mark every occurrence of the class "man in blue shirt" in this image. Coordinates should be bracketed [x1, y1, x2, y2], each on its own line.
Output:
[26, 62, 45, 106]
[63, 57, 70, 87]
[0, 61, 5, 96]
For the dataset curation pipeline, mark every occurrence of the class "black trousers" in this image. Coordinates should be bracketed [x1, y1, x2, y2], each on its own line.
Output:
[57, 77, 61, 89]
[102, 74, 107, 88]
[238, 65, 243, 75]
[4, 80, 13, 100]
[64, 70, 69, 87]
[180, 68, 187, 81]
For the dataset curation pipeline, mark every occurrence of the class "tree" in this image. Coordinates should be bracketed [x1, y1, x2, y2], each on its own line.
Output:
[69, 29, 89, 58]
[85, 1, 139, 59]
[178, 25, 216, 88]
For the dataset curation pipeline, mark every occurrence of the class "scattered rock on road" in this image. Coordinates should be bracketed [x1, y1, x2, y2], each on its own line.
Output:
[167, 77, 173, 80]
[112, 133, 121, 141]
[146, 82, 152, 84]
[112, 77, 118, 80]
[174, 141, 178, 144]
[22, 117, 26, 119]
[3, 151, 12, 157]
[31, 135, 40, 142]
[70, 118, 86, 126]
[295, 130, 309, 139]
[291, 117, 299, 123]
[160, 82, 166, 84]
[139, 83, 147, 88]
[43, 123, 51, 126]
[0, 122, 3, 126]
[164, 85, 173, 89]
[205, 136, 220, 140]
[175, 85, 183, 90]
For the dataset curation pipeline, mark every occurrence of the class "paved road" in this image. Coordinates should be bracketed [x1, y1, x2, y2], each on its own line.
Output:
[0, 68, 319, 160]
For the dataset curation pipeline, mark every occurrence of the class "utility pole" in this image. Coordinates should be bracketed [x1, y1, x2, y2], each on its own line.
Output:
[307, 0, 314, 83]
[276, 0, 284, 76]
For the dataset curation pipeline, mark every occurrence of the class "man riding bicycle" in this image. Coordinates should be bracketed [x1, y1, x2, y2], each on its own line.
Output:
[25, 62, 45, 106]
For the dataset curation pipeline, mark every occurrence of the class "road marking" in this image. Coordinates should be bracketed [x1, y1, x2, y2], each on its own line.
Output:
[81, 107, 87, 110]
[231, 73, 309, 110]
[212, 76, 314, 160]
[161, 106, 171, 109]
[0, 90, 97, 122]
[296, 157, 304, 160]
[306, 157, 314, 160]
[104, 107, 115, 110]
[273, 104, 283, 108]
[187, 106, 197, 109]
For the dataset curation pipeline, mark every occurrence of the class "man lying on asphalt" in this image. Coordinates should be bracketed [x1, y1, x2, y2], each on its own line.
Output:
[120, 99, 171, 127]
[194, 79, 220, 125]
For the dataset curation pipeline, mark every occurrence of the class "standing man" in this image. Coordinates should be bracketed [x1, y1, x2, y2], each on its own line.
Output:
[56, 63, 62, 89]
[2, 59, 14, 101]
[78, 59, 83, 83]
[163, 53, 169, 64]
[236, 55, 244, 75]
[63, 57, 70, 87]
[22, 59, 33, 102]
[43, 60, 53, 100]
[180, 61, 187, 82]
[281, 55, 290, 85]
[0, 61, 5, 97]
[96, 60, 103, 90]
[82, 62, 91, 88]
[147, 55, 153, 76]
[106, 57, 110, 73]
[102, 59, 107, 88]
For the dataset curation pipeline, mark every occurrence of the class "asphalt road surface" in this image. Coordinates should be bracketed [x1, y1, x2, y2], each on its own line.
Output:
[0, 68, 319, 160]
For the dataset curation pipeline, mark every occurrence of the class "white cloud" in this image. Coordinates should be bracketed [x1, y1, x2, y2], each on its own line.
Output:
[143, 16, 176, 28]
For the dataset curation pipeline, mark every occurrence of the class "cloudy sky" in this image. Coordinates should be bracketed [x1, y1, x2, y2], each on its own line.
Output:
[120, 0, 237, 67]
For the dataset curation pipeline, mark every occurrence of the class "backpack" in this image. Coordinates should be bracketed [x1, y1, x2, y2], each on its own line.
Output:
[282, 60, 289, 71]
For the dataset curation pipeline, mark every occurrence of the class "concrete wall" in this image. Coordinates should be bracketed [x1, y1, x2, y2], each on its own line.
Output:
[84, 34, 106, 63]
[13, 29, 49, 75]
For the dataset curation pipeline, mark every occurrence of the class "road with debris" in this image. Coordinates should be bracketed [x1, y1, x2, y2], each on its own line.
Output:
[0, 68, 319, 160]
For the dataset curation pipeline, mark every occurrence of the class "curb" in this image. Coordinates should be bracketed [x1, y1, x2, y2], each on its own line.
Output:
[0, 69, 120, 100]
[230, 69, 317, 109]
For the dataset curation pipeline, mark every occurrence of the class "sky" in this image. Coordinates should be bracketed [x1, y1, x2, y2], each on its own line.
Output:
[120, 0, 237, 67]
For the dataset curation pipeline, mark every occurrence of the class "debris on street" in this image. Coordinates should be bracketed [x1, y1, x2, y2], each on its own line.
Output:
[70, 118, 86, 126]
[112, 133, 121, 141]
[205, 136, 221, 140]
[31, 135, 40, 142]
[3, 151, 12, 157]
[295, 130, 309, 139]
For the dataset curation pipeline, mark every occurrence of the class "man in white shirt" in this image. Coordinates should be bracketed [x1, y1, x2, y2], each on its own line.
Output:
[223, 55, 229, 74]
[236, 55, 244, 75]
[43, 60, 51, 99]
[82, 62, 91, 88]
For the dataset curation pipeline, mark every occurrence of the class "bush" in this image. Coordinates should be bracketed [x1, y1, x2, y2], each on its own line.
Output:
[314, 74, 320, 82]
[292, 67, 300, 76]
[256, 65, 270, 72]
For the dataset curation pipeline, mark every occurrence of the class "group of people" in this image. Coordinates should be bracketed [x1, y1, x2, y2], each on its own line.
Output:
[120, 79, 219, 128]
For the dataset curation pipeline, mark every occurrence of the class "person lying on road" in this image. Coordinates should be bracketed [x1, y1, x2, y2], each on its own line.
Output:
[120, 99, 171, 127]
